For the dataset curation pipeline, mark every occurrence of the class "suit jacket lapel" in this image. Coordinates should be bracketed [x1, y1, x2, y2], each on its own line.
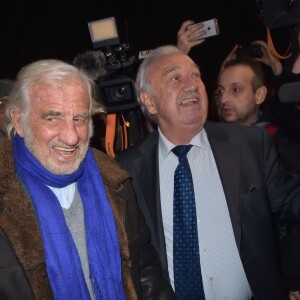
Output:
[132, 125, 243, 266]
[205, 123, 242, 249]
[133, 132, 169, 271]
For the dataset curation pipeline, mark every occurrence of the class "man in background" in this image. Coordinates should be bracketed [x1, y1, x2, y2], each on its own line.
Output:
[215, 56, 275, 129]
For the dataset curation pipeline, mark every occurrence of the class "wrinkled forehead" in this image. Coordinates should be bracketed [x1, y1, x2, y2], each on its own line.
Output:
[27, 77, 90, 110]
[28, 77, 87, 100]
[149, 52, 199, 76]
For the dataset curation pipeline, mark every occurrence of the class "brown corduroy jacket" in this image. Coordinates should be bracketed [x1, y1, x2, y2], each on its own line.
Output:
[0, 138, 175, 300]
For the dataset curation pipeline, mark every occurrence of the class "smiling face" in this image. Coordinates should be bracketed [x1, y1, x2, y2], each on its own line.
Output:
[11, 77, 92, 175]
[140, 52, 208, 144]
[216, 64, 266, 125]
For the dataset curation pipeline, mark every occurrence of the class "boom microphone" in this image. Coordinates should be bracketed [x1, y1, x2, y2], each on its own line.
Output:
[278, 81, 300, 103]
[73, 50, 107, 81]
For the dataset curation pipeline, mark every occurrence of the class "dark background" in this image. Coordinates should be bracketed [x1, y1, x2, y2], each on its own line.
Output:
[0, 0, 293, 91]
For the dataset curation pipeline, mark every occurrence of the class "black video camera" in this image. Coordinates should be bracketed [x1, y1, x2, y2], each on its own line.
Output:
[88, 17, 139, 113]
[98, 76, 138, 113]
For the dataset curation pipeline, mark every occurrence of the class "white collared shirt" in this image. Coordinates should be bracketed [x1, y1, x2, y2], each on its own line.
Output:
[48, 182, 76, 209]
[158, 127, 252, 299]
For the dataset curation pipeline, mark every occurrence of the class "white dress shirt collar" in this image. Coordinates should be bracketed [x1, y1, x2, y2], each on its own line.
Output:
[158, 127, 211, 162]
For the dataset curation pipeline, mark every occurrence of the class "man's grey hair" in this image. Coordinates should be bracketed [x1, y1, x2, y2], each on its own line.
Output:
[135, 45, 183, 120]
[5, 59, 104, 139]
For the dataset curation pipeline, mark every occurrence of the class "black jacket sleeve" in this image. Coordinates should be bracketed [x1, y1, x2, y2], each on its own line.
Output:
[121, 179, 175, 300]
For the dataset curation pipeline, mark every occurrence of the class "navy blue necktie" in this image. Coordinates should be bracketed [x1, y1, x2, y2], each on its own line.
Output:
[172, 145, 205, 299]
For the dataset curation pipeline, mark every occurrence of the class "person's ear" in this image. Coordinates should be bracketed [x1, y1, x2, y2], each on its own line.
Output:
[9, 108, 25, 137]
[255, 86, 267, 105]
[140, 92, 157, 115]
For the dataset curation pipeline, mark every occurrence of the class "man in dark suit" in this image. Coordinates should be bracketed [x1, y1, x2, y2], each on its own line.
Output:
[115, 45, 300, 299]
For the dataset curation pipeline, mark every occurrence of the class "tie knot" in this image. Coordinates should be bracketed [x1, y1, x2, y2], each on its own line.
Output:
[172, 145, 192, 159]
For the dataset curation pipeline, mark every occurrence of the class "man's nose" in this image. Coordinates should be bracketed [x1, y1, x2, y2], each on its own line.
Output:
[217, 90, 228, 104]
[58, 120, 80, 146]
[183, 77, 199, 92]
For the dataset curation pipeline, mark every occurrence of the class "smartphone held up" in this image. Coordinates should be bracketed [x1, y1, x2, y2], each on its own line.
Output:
[236, 44, 263, 58]
[187, 18, 220, 41]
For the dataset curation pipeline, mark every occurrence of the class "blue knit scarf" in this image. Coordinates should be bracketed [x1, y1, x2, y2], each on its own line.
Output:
[13, 134, 125, 300]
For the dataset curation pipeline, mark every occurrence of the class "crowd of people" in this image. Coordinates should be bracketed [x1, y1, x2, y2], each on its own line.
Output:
[0, 18, 300, 300]
[176, 19, 300, 179]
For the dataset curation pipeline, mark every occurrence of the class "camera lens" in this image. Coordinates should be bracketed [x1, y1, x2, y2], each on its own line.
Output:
[115, 86, 128, 98]
[99, 78, 138, 112]
[106, 83, 133, 103]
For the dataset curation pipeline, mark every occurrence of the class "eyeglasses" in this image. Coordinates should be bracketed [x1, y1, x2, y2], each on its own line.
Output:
[0, 96, 8, 114]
